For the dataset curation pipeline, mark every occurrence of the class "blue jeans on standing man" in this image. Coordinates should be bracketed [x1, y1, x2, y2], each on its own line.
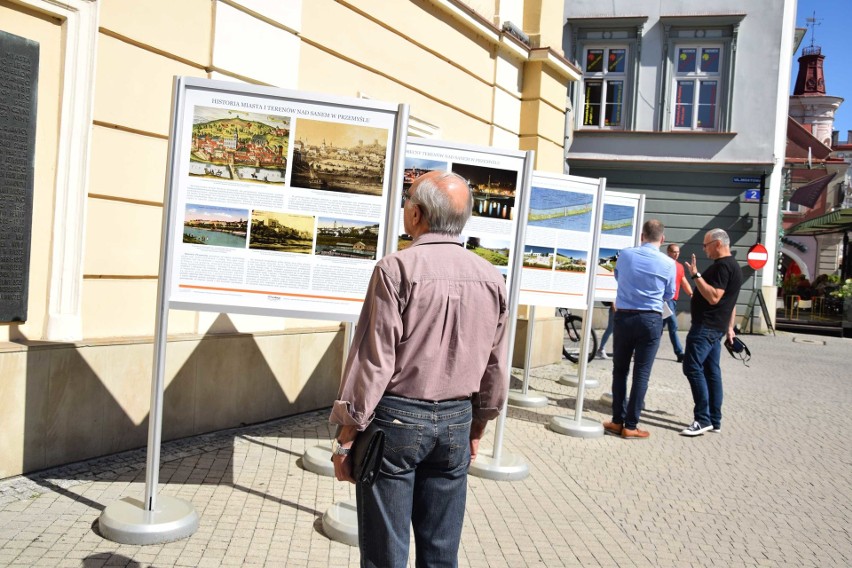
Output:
[682, 323, 727, 429]
[356, 395, 472, 568]
[663, 298, 684, 357]
[611, 311, 663, 430]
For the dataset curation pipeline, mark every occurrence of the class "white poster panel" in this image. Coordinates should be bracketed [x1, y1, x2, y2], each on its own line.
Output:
[593, 191, 643, 302]
[518, 172, 601, 310]
[163, 78, 407, 320]
[395, 139, 530, 294]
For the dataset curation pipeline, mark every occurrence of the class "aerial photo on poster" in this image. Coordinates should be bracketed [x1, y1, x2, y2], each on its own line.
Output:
[523, 245, 555, 269]
[555, 248, 588, 273]
[452, 163, 517, 220]
[403, 157, 448, 191]
[465, 235, 510, 266]
[528, 187, 593, 232]
[598, 247, 619, 271]
[189, 106, 289, 184]
[290, 118, 388, 196]
[602, 203, 635, 235]
[249, 210, 315, 254]
[183, 204, 249, 248]
[315, 217, 380, 260]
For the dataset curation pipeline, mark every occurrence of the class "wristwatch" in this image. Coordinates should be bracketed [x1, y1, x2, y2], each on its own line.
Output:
[331, 438, 350, 456]
[692, 272, 702, 280]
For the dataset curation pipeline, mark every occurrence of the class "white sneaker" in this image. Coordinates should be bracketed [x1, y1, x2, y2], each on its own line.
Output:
[680, 421, 712, 436]
[596, 350, 610, 360]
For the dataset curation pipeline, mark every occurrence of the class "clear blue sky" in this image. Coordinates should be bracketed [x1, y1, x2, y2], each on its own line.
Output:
[791, 0, 852, 140]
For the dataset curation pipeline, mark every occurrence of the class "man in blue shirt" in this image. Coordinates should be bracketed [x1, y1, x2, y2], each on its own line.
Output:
[603, 219, 676, 439]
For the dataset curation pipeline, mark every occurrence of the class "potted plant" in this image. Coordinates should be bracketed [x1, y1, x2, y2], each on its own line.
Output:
[831, 278, 852, 336]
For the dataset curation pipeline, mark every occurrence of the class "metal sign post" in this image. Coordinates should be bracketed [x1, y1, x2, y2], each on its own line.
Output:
[507, 305, 548, 408]
[549, 178, 608, 438]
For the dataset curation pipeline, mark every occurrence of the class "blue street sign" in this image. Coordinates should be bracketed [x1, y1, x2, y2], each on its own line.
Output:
[744, 189, 761, 202]
[733, 176, 761, 184]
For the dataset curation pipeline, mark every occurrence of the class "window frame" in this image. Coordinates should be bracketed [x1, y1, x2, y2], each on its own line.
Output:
[671, 43, 725, 131]
[579, 44, 630, 129]
[569, 21, 644, 131]
[660, 20, 740, 133]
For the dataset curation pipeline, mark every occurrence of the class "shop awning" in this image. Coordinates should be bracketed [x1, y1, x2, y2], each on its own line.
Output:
[789, 172, 836, 208]
[786, 207, 852, 235]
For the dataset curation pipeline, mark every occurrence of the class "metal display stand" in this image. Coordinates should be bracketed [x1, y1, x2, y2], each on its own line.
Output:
[548, 178, 608, 439]
[99, 77, 409, 545]
[470, 152, 534, 482]
[507, 306, 549, 408]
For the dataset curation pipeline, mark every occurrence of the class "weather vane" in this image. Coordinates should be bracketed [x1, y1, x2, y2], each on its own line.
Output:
[805, 11, 822, 52]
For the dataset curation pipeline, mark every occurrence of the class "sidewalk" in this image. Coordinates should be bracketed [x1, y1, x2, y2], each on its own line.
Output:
[1, 330, 850, 567]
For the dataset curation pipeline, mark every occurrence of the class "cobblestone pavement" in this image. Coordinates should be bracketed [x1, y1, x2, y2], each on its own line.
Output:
[1, 330, 850, 567]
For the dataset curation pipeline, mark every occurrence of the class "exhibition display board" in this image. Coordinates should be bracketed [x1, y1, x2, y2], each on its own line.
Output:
[163, 77, 408, 321]
[593, 190, 644, 302]
[398, 138, 531, 297]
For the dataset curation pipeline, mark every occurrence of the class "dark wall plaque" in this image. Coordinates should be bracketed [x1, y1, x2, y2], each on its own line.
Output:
[0, 30, 39, 323]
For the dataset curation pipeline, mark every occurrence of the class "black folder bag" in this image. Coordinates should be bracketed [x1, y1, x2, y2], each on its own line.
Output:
[352, 429, 385, 486]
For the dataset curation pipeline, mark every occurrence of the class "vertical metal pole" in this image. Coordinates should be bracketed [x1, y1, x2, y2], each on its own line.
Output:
[143, 77, 185, 511]
[573, 178, 607, 423]
[490, 151, 534, 464]
[521, 306, 535, 395]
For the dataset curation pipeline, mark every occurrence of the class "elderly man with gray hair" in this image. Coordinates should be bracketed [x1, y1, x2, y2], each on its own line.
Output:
[330, 170, 509, 567]
[681, 228, 743, 437]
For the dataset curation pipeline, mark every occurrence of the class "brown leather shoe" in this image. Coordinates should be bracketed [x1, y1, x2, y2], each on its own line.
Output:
[602, 421, 623, 435]
[621, 427, 650, 439]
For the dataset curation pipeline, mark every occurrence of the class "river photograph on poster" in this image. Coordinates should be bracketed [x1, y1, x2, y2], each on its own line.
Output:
[183, 204, 249, 249]
[452, 163, 516, 220]
[315, 217, 380, 260]
[403, 157, 448, 192]
[528, 187, 593, 231]
[248, 210, 315, 254]
[602, 203, 635, 235]
[189, 106, 289, 184]
[290, 118, 387, 196]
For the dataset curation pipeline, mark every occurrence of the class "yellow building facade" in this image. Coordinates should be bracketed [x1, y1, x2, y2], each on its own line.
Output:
[0, 0, 578, 479]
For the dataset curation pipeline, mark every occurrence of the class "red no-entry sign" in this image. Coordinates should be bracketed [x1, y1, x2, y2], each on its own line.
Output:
[747, 243, 768, 270]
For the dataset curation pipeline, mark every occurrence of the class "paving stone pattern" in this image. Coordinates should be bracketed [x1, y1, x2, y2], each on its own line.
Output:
[0, 331, 850, 567]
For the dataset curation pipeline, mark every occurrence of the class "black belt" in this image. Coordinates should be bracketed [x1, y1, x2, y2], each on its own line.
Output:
[618, 309, 661, 314]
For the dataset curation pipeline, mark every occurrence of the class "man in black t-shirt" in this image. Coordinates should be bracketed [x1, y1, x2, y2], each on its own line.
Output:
[680, 228, 743, 437]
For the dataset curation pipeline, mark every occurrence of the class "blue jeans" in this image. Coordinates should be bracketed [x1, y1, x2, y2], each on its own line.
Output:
[663, 299, 684, 356]
[682, 324, 726, 428]
[356, 395, 472, 568]
[599, 306, 615, 352]
[611, 311, 663, 429]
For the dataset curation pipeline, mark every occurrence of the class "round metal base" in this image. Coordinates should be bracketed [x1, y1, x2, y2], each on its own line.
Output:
[549, 416, 604, 438]
[322, 499, 358, 547]
[468, 451, 529, 481]
[599, 392, 613, 405]
[558, 375, 599, 389]
[507, 389, 549, 408]
[99, 495, 199, 545]
[302, 443, 335, 477]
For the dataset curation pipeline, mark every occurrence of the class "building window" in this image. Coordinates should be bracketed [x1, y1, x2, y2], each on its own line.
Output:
[568, 20, 644, 131]
[581, 46, 628, 128]
[661, 20, 741, 132]
[672, 45, 723, 130]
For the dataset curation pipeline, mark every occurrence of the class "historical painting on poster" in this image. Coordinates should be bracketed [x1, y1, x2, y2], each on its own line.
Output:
[0, 31, 39, 323]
